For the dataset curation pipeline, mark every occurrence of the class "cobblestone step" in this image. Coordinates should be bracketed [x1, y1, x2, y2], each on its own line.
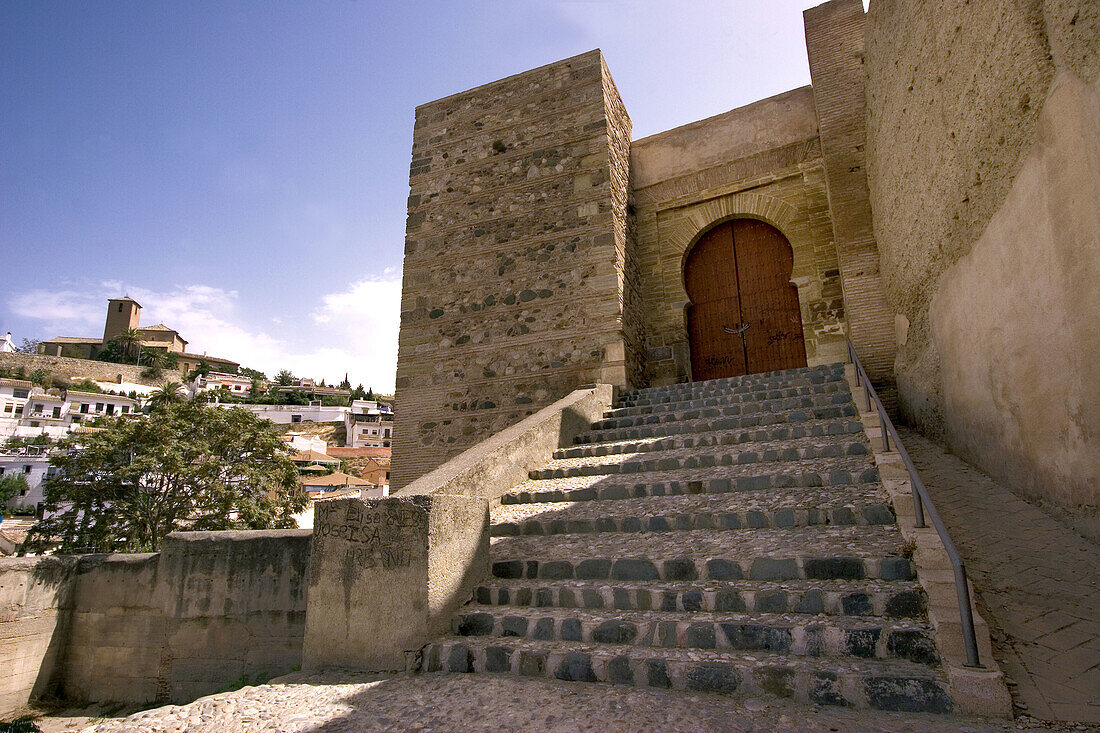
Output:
[530, 439, 870, 480]
[609, 381, 850, 417]
[620, 363, 847, 402]
[491, 488, 895, 537]
[422, 636, 953, 712]
[592, 393, 853, 432]
[573, 403, 859, 444]
[501, 461, 882, 505]
[450, 605, 939, 665]
[472, 578, 928, 619]
[490, 526, 914, 583]
[554, 420, 865, 459]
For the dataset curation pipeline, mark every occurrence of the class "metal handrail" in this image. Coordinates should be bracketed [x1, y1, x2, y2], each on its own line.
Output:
[846, 339, 982, 668]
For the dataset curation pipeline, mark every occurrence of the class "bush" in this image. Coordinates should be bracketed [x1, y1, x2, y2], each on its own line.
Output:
[67, 379, 103, 394]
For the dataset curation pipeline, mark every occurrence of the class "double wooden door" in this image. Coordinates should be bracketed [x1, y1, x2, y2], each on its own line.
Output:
[685, 219, 807, 381]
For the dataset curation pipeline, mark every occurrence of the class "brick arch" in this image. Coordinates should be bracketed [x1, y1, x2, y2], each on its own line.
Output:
[665, 192, 813, 285]
[663, 193, 818, 370]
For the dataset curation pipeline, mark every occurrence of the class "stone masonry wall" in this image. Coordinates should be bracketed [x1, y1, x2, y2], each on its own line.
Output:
[864, 0, 1099, 515]
[0, 352, 158, 387]
[804, 0, 897, 391]
[392, 50, 633, 489]
[630, 87, 847, 386]
[0, 530, 311, 715]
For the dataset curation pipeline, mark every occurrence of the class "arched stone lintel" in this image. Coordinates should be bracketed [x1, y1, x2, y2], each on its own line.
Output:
[665, 193, 816, 302]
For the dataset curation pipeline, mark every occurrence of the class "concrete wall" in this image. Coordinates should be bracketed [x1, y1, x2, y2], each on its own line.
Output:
[630, 87, 847, 385]
[0, 352, 157, 387]
[865, 0, 1100, 520]
[0, 530, 311, 715]
[392, 49, 633, 489]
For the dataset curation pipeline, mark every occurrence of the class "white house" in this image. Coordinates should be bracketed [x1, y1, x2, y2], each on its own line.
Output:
[191, 371, 257, 397]
[227, 402, 351, 425]
[0, 379, 33, 422]
[0, 448, 53, 511]
[0, 384, 141, 440]
[65, 390, 141, 423]
[345, 400, 394, 448]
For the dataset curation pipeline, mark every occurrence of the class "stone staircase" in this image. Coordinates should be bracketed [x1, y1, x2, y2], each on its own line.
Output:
[420, 363, 955, 712]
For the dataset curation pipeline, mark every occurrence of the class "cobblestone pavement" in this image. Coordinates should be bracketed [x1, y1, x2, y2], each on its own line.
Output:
[900, 429, 1100, 724]
[46, 672, 1086, 733]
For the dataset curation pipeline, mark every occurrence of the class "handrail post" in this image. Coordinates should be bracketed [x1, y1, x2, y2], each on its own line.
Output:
[954, 563, 982, 668]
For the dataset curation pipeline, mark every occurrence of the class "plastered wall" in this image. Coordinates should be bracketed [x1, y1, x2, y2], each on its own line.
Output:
[0, 530, 311, 715]
[865, 0, 1099, 517]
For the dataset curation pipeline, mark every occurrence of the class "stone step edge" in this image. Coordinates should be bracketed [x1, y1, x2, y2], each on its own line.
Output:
[622, 364, 847, 398]
[491, 502, 896, 537]
[593, 395, 854, 429]
[611, 382, 850, 413]
[450, 605, 939, 665]
[573, 406, 860, 444]
[472, 578, 928, 618]
[420, 636, 954, 713]
[502, 469, 884, 505]
[489, 554, 916, 584]
[556, 421, 865, 458]
[531, 441, 871, 479]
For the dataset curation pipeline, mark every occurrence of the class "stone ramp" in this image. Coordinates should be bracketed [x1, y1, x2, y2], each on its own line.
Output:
[418, 364, 958, 712]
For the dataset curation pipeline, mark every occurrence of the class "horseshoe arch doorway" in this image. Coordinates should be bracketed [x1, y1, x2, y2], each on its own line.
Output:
[685, 219, 807, 381]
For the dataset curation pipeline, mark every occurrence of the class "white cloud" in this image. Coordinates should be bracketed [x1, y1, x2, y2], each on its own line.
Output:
[7, 276, 402, 393]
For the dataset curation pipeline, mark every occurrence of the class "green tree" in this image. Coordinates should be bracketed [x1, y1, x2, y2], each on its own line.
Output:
[115, 328, 143, 361]
[67, 379, 103, 394]
[0, 473, 30, 506]
[139, 348, 168, 379]
[29, 368, 51, 387]
[147, 381, 186, 410]
[238, 367, 266, 381]
[274, 370, 294, 386]
[23, 403, 306, 553]
[185, 359, 213, 381]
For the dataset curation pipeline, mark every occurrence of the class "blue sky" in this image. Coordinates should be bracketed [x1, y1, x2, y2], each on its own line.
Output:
[1, 0, 831, 392]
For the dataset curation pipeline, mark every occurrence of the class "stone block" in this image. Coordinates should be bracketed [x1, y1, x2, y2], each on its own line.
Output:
[302, 494, 489, 672]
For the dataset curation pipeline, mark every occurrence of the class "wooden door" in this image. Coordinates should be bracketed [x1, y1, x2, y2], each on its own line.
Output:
[685, 219, 807, 380]
[685, 224, 746, 380]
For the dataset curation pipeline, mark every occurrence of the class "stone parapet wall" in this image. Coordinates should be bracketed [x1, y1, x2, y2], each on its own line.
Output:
[303, 384, 613, 674]
[0, 556, 76, 716]
[0, 530, 311, 715]
[0, 352, 157, 387]
[392, 50, 633, 489]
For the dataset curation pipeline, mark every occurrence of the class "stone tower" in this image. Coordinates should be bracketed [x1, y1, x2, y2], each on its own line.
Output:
[391, 50, 642, 489]
[102, 296, 142, 347]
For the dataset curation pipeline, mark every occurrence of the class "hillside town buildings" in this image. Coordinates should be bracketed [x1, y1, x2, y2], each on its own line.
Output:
[37, 296, 240, 375]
